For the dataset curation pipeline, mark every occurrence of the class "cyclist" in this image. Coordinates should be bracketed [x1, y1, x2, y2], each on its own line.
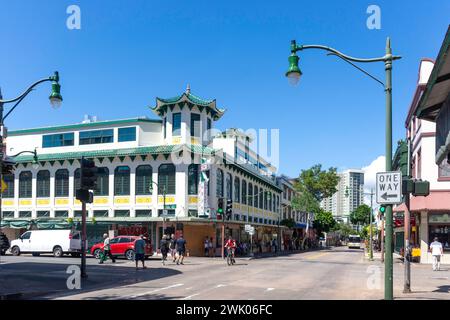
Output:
[224, 236, 236, 263]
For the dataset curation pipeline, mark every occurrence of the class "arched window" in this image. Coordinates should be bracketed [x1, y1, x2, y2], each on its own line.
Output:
[216, 169, 223, 198]
[226, 173, 232, 199]
[241, 180, 247, 205]
[114, 166, 130, 196]
[276, 195, 280, 213]
[37, 170, 50, 198]
[2, 173, 14, 198]
[254, 186, 258, 207]
[264, 191, 268, 210]
[135, 165, 152, 195]
[234, 177, 240, 203]
[55, 169, 69, 197]
[259, 188, 264, 209]
[158, 164, 175, 194]
[248, 183, 253, 207]
[188, 164, 199, 195]
[95, 167, 109, 196]
[74, 168, 81, 191]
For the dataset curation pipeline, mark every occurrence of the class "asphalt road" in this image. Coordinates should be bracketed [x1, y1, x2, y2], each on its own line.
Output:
[47, 246, 381, 300]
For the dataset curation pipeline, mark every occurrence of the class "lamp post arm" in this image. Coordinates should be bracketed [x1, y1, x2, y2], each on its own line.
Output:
[292, 43, 401, 63]
[10, 149, 37, 158]
[0, 77, 55, 105]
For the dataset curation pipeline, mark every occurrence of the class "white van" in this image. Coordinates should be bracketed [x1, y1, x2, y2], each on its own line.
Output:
[10, 230, 85, 257]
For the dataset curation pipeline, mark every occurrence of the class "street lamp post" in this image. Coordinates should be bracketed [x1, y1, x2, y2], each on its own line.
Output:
[149, 180, 167, 240]
[0, 72, 62, 232]
[286, 38, 401, 300]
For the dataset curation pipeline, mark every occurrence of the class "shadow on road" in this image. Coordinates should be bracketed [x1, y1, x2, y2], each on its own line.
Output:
[0, 261, 182, 300]
[433, 285, 450, 293]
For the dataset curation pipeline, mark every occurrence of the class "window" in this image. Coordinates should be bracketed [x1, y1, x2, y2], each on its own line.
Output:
[136, 165, 152, 195]
[114, 210, 130, 217]
[226, 173, 232, 199]
[37, 211, 50, 218]
[118, 127, 136, 142]
[2, 173, 14, 198]
[158, 164, 176, 194]
[264, 191, 268, 210]
[190, 113, 201, 138]
[118, 237, 132, 243]
[254, 186, 258, 207]
[55, 211, 68, 218]
[74, 169, 81, 191]
[1, 211, 14, 218]
[158, 209, 175, 216]
[19, 171, 32, 198]
[95, 167, 109, 196]
[37, 170, 50, 198]
[234, 177, 240, 203]
[188, 164, 199, 195]
[417, 149, 422, 179]
[172, 113, 181, 136]
[259, 189, 264, 209]
[19, 211, 31, 218]
[114, 166, 130, 195]
[135, 210, 152, 217]
[163, 117, 167, 139]
[241, 180, 247, 205]
[207, 118, 212, 140]
[55, 169, 69, 197]
[188, 210, 198, 217]
[94, 210, 109, 217]
[42, 132, 74, 148]
[216, 169, 224, 198]
[438, 160, 450, 180]
[248, 183, 253, 206]
[21, 231, 31, 239]
[79, 129, 114, 145]
[74, 211, 83, 218]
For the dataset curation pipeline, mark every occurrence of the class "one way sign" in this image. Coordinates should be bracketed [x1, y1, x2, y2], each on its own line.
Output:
[376, 171, 402, 204]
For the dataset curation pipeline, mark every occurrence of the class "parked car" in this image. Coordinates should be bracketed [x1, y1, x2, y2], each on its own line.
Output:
[0, 232, 10, 255]
[90, 235, 153, 260]
[10, 229, 84, 257]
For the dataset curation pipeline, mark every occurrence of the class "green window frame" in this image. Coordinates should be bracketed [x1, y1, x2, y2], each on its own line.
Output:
[79, 129, 114, 145]
[19, 171, 32, 198]
[55, 169, 69, 197]
[135, 165, 152, 195]
[37, 170, 50, 198]
[42, 132, 74, 148]
[158, 164, 176, 194]
[114, 166, 130, 196]
[172, 113, 181, 136]
[118, 127, 136, 142]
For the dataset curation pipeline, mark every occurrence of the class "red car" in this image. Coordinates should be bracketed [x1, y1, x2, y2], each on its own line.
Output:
[90, 236, 153, 260]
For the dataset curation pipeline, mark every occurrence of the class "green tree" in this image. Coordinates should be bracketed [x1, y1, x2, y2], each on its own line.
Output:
[349, 204, 372, 226]
[332, 222, 355, 238]
[313, 210, 336, 237]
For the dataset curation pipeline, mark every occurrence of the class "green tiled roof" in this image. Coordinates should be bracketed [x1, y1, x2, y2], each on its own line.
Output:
[151, 91, 226, 120]
[13, 144, 216, 163]
[9, 117, 162, 136]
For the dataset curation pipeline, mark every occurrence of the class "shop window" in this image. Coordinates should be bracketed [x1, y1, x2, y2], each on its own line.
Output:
[94, 210, 109, 217]
[37, 211, 50, 218]
[19, 211, 32, 218]
[429, 224, 450, 250]
[114, 166, 130, 196]
[135, 210, 152, 217]
[2, 211, 14, 218]
[37, 170, 50, 198]
[158, 164, 176, 194]
[136, 165, 152, 195]
[55, 211, 68, 218]
[114, 210, 130, 217]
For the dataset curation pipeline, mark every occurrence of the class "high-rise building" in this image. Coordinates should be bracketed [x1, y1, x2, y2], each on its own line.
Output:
[320, 169, 364, 223]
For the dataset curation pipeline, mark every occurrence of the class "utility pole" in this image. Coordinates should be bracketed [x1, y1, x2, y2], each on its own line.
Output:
[381, 216, 385, 263]
[369, 189, 374, 261]
[81, 200, 87, 278]
[403, 137, 412, 293]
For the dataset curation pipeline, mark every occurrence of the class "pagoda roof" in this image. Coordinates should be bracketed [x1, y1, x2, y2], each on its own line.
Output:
[150, 88, 226, 120]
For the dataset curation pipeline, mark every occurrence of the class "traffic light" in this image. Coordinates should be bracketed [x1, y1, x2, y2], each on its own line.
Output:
[226, 199, 233, 220]
[76, 188, 94, 203]
[379, 205, 386, 215]
[413, 179, 430, 197]
[217, 198, 224, 220]
[80, 158, 98, 190]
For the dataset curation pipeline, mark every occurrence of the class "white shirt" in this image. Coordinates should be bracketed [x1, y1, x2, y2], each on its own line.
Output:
[430, 241, 443, 256]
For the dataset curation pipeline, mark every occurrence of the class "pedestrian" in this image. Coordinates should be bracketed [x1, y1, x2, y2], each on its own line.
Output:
[160, 235, 169, 265]
[170, 234, 177, 262]
[134, 234, 147, 270]
[208, 237, 214, 257]
[204, 236, 210, 257]
[99, 233, 116, 264]
[175, 234, 187, 265]
[430, 237, 444, 271]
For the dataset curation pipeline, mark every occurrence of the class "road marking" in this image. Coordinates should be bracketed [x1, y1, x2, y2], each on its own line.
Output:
[265, 288, 275, 292]
[181, 284, 227, 300]
[128, 283, 184, 299]
[305, 252, 329, 260]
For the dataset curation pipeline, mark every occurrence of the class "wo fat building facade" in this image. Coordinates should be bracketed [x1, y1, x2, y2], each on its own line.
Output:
[0, 88, 284, 256]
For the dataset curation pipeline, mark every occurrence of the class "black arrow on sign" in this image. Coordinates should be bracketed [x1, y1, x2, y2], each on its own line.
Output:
[381, 192, 397, 201]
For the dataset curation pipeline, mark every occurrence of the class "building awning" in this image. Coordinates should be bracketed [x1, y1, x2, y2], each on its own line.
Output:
[393, 191, 450, 212]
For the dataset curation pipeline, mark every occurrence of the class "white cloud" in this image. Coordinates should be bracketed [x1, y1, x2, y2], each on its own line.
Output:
[362, 156, 385, 206]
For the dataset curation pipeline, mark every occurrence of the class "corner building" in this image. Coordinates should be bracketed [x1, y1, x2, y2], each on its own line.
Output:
[1, 88, 282, 256]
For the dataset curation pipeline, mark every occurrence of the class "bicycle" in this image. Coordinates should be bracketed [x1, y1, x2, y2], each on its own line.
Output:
[226, 248, 235, 266]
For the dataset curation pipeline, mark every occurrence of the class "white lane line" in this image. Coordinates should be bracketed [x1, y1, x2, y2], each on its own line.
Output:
[181, 284, 227, 300]
[127, 283, 184, 299]
[265, 288, 275, 292]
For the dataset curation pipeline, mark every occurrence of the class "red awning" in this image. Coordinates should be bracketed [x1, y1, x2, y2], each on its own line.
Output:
[394, 191, 450, 212]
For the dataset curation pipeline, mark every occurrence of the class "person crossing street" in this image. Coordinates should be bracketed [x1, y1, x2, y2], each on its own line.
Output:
[99, 233, 116, 264]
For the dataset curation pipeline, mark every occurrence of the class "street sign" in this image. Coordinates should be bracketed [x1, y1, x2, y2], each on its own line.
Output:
[245, 224, 251, 232]
[163, 209, 168, 216]
[376, 171, 402, 204]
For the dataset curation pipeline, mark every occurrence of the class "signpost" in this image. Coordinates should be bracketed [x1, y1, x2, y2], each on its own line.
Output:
[376, 172, 402, 205]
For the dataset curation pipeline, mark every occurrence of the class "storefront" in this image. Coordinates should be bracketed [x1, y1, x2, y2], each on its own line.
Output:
[418, 212, 450, 264]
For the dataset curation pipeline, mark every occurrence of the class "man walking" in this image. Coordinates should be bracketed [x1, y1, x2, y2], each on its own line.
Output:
[204, 236, 210, 257]
[176, 234, 187, 265]
[134, 235, 147, 270]
[170, 234, 177, 262]
[160, 235, 169, 265]
[99, 233, 116, 264]
[430, 237, 444, 271]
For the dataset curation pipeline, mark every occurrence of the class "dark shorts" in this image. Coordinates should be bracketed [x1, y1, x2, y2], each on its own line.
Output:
[135, 253, 145, 261]
[177, 249, 185, 256]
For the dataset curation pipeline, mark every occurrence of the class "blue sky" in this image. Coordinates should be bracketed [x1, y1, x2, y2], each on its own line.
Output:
[0, 0, 449, 178]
